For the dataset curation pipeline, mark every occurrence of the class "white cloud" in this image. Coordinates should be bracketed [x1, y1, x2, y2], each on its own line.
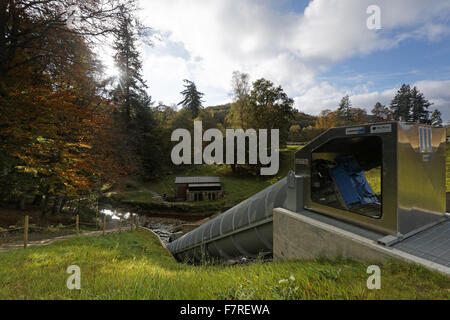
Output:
[294, 82, 346, 114]
[142, 54, 191, 105]
[119, 0, 450, 116]
[294, 80, 450, 121]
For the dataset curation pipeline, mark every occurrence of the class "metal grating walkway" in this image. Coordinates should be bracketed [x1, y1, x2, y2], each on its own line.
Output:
[393, 219, 450, 268]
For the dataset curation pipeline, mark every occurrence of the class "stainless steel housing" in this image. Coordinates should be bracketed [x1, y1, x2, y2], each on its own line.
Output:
[295, 122, 446, 236]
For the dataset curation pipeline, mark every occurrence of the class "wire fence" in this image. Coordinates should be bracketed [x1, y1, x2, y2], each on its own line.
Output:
[0, 214, 141, 250]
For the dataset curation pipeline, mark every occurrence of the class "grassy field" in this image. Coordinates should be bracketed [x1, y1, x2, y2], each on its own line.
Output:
[0, 228, 448, 299]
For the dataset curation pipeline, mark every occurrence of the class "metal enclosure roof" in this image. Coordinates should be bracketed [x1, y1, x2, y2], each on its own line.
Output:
[175, 176, 221, 184]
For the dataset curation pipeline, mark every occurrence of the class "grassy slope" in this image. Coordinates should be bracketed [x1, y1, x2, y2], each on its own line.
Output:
[0, 228, 448, 299]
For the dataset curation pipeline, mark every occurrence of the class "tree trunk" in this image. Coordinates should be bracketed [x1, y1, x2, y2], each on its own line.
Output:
[16, 196, 25, 210]
[51, 197, 58, 215]
[40, 195, 49, 219]
[59, 197, 67, 214]
[32, 194, 42, 207]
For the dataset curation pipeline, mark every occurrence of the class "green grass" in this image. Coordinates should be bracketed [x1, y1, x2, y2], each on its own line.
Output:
[365, 167, 381, 195]
[0, 228, 448, 299]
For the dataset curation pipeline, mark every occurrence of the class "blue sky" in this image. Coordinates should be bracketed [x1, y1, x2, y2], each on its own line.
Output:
[123, 0, 450, 122]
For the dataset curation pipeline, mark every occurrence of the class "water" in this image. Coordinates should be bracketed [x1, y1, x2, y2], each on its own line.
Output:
[101, 209, 131, 220]
[144, 221, 177, 244]
[101, 208, 191, 244]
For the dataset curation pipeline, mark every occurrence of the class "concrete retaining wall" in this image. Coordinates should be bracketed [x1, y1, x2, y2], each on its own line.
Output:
[273, 208, 392, 263]
[273, 208, 450, 275]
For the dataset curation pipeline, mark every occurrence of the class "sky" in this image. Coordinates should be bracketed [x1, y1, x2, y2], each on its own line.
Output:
[104, 0, 450, 121]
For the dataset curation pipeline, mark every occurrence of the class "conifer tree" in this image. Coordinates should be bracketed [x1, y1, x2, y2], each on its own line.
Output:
[389, 84, 411, 121]
[430, 109, 443, 127]
[410, 86, 432, 124]
[112, 4, 150, 124]
[337, 95, 353, 125]
[178, 79, 204, 118]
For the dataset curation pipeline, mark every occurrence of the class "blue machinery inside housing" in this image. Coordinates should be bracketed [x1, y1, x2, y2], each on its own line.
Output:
[329, 156, 378, 208]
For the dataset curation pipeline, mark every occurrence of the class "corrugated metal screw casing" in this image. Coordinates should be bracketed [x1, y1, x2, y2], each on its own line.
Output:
[167, 178, 287, 263]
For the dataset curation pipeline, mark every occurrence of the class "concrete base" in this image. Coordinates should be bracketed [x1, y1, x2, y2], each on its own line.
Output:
[273, 208, 450, 275]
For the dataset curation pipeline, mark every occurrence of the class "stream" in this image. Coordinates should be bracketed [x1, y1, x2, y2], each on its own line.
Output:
[101, 208, 197, 245]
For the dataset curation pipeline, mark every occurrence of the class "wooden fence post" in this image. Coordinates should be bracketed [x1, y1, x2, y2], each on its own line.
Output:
[24, 215, 29, 249]
[75, 215, 79, 235]
[135, 215, 139, 229]
[103, 215, 106, 236]
[119, 217, 122, 233]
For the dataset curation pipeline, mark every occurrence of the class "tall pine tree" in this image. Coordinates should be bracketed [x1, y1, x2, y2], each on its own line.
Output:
[389, 84, 411, 121]
[112, 4, 150, 124]
[111, 4, 162, 178]
[410, 86, 432, 124]
[178, 79, 204, 118]
[430, 109, 443, 127]
[337, 95, 353, 125]
[389, 84, 433, 123]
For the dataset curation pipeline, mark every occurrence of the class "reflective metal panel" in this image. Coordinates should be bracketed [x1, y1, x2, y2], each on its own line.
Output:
[397, 123, 446, 234]
[295, 122, 446, 236]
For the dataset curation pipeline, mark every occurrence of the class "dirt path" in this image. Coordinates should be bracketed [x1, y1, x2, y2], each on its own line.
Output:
[0, 228, 124, 253]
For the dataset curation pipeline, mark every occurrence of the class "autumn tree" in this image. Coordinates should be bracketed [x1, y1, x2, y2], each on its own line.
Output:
[0, 0, 134, 86]
[315, 109, 338, 129]
[349, 108, 368, 124]
[0, 37, 124, 216]
[0, 1, 134, 216]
